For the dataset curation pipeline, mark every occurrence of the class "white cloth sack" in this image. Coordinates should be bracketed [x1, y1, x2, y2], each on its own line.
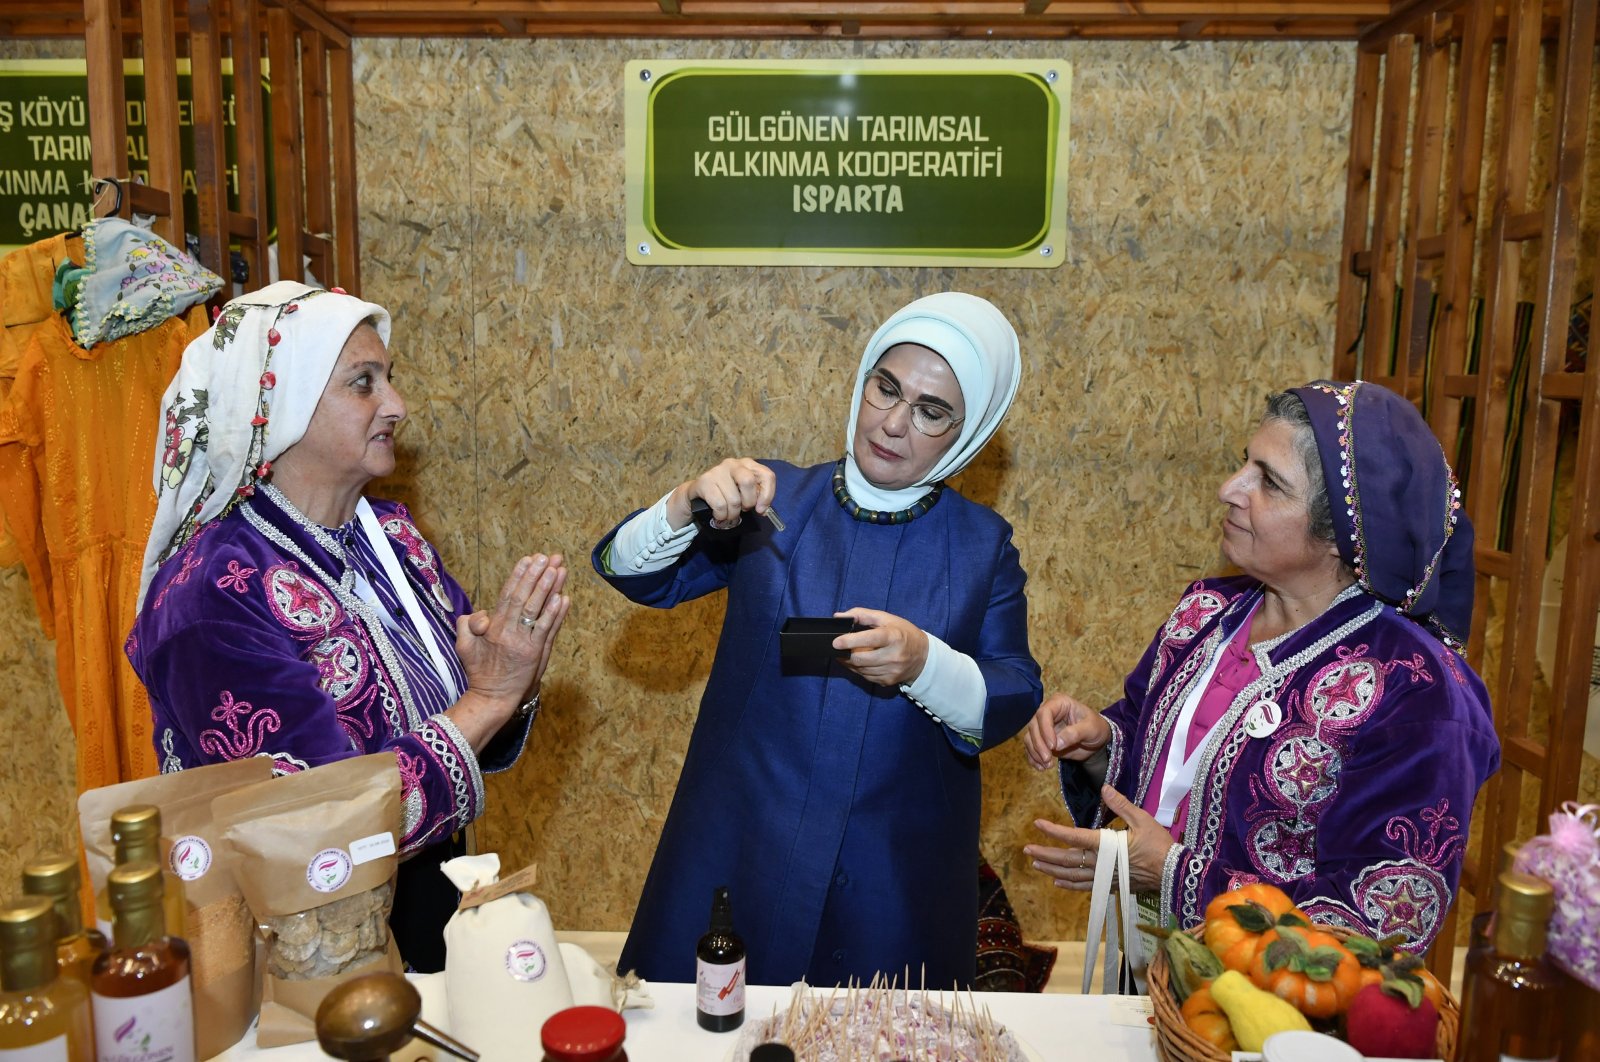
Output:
[1080, 829, 1149, 995]
[441, 854, 573, 1061]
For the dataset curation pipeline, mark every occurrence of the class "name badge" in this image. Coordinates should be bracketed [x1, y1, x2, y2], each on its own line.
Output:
[1243, 699, 1284, 739]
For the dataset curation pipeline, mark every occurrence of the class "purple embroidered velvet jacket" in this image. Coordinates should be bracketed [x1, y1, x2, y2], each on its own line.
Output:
[1061, 575, 1500, 949]
[127, 489, 525, 854]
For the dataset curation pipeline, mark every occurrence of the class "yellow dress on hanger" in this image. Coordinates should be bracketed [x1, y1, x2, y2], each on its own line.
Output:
[0, 233, 205, 790]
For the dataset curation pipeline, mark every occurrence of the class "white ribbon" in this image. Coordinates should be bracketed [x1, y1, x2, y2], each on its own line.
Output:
[355, 499, 461, 703]
[1079, 829, 1148, 995]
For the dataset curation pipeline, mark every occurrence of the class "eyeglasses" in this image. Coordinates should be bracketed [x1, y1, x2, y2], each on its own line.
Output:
[861, 370, 964, 438]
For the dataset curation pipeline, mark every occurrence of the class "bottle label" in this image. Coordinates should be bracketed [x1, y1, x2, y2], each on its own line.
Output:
[306, 848, 352, 892]
[696, 957, 745, 1016]
[0, 1033, 68, 1062]
[168, 836, 211, 881]
[504, 940, 548, 982]
[93, 975, 196, 1062]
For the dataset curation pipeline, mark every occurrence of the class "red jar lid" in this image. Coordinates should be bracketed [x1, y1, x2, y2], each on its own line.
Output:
[540, 1006, 626, 1062]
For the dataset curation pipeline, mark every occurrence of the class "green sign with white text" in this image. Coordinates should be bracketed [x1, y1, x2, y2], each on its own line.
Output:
[625, 60, 1070, 267]
[0, 59, 271, 253]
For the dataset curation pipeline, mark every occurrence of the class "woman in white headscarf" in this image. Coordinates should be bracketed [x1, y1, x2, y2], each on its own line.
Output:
[128, 281, 570, 971]
[594, 292, 1042, 989]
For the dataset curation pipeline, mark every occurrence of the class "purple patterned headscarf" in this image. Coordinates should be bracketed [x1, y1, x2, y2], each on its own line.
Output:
[1289, 380, 1473, 649]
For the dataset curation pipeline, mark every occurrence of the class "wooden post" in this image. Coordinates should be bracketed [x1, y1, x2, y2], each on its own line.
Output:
[1331, 48, 1380, 377]
[232, 0, 270, 293]
[187, 0, 231, 276]
[83, 0, 128, 215]
[329, 42, 362, 295]
[267, 6, 305, 283]
[300, 29, 333, 286]
[139, 0, 184, 246]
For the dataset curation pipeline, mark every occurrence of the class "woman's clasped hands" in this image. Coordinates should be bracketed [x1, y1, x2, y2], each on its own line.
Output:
[453, 552, 571, 745]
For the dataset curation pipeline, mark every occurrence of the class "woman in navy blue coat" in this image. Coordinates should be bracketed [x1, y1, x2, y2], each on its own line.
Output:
[594, 293, 1042, 989]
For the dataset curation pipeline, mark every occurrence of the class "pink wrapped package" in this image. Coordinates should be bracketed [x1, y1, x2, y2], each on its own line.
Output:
[1514, 802, 1600, 991]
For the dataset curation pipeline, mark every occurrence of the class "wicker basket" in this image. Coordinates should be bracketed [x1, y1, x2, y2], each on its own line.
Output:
[1147, 925, 1461, 1062]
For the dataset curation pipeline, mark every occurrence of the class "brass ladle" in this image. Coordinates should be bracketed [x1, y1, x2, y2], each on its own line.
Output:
[316, 972, 480, 1062]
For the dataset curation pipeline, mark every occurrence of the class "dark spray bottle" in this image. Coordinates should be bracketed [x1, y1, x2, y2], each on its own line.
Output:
[695, 886, 745, 1032]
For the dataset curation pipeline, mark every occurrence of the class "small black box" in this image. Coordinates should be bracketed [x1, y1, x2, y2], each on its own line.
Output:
[779, 617, 858, 659]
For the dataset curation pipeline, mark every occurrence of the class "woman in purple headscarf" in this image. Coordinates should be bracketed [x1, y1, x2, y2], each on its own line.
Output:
[1022, 381, 1499, 950]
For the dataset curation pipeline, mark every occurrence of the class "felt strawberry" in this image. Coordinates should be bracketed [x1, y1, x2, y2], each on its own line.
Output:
[1343, 976, 1439, 1059]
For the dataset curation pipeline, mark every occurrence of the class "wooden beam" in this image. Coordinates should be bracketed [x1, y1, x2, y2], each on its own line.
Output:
[268, 6, 307, 283]
[656, 0, 682, 12]
[83, 0, 128, 208]
[232, 0, 272, 291]
[188, 0, 232, 275]
[1358, 34, 1413, 379]
[141, 0, 185, 245]
[329, 42, 363, 295]
[300, 29, 334, 286]
[1393, 17, 1449, 402]
[1332, 47, 1380, 374]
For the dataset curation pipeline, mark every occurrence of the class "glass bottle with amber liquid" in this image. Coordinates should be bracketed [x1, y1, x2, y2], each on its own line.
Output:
[1456, 871, 1564, 1062]
[695, 886, 745, 1032]
[93, 807, 186, 943]
[0, 896, 95, 1062]
[90, 862, 194, 1062]
[22, 855, 107, 990]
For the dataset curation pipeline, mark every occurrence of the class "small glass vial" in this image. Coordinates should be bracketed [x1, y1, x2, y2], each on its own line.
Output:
[0, 896, 95, 1062]
[21, 855, 108, 991]
[93, 807, 186, 943]
[90, 862, 194, 1062]
[696, 886, 745, 1033]
[539, 1005, 626, 1062]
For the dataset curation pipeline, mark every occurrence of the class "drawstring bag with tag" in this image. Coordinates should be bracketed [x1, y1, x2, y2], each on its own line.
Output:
[1080, 826, 1149, 995]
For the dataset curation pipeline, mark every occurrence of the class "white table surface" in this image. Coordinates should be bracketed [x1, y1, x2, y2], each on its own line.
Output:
[217, 980, 1159, 1062]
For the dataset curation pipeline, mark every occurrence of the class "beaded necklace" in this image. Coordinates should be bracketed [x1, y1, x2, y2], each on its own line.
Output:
[830, 458, 944, 525]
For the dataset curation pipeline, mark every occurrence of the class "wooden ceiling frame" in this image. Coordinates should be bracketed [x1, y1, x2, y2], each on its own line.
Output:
[78, 0, 363, 296]
[1, 0, 1508, 42]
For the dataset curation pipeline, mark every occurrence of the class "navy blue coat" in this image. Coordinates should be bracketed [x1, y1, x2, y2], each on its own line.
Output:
[593, 460, 1042, 988]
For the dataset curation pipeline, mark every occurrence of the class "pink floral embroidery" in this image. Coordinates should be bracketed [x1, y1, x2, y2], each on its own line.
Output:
[1386, 799, 1463, 869]
[152, 547, 205, 610]
[1385, 652, 1433, 685]
[215, 559, 257, 594]
[197, 690, 282, 760]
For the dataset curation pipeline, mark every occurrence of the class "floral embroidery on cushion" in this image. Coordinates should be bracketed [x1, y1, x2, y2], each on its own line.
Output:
[198, 691, 282, 760]
[265, 563, 343, 632]
[215, 558, 257, 594]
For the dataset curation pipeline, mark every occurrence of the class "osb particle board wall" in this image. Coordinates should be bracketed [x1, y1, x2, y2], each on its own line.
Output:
[0, 37, 1352, 942]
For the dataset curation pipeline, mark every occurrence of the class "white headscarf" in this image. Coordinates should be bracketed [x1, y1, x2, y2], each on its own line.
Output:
[842, 292, 1022, 512]
[137, 281, 391, 608]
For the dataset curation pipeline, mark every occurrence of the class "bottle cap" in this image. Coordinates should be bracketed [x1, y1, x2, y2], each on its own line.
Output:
[750, 1045, 797, 1062]
[22, 852, 79, 901]
[1261, 1030, 1361, 1062]
[0, 897, 59, 992]
[710, 885, 734, 931]
[0, 897, 56, 952]
[108, 859, 166, 909]
[540, 1006, 625, 1061]
[1493, 870, 1553, 958]
[112, 804, 162, 846]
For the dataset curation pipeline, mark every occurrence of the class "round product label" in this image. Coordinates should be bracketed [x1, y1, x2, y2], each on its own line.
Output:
[505, 940, 548, 982]
[169, 835, 212, 881]
[306, 848, 353, 892]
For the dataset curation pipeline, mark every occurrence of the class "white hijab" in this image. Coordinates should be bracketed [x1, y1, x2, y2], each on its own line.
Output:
[137, 281, 391, 608]
[842, 292, 1022, 512]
